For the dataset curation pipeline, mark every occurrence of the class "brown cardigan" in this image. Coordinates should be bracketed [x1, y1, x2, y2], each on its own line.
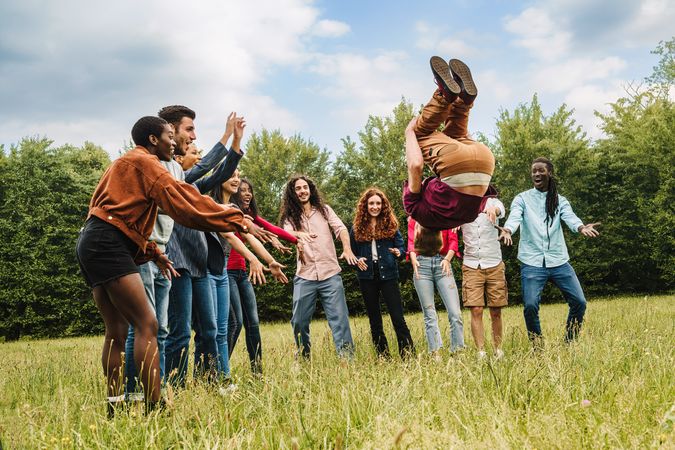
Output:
[87, 146, 249, 263]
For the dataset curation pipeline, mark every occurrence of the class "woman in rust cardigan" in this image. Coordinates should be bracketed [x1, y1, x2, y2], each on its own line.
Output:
[76, 116, 250, 415]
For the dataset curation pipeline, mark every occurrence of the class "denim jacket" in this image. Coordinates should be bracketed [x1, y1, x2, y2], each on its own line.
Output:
[349, 228, 406, 281]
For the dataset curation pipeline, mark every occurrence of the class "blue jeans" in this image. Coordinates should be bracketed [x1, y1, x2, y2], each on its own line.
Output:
[413, 255, 464, 352]
[227, 269, 262, 373]
[125, 261, 170, 395]
[521, 262, 587, 342]
[291, 274, 354, 358]
[165, 270, 218, 386]
[207, 270, 230, 379]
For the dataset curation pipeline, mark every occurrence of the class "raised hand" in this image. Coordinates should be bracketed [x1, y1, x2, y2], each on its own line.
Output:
[234, 117, 246, 140]
[225, 112, 237, 137]
[579, 222, 601, 238]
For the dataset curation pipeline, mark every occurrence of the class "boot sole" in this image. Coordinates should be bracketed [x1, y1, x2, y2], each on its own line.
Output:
[430, 56, 461, 95]
[449, 59, 477, 97]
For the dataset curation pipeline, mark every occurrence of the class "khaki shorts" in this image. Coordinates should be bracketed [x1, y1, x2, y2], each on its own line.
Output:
[461, 261, 508, 307]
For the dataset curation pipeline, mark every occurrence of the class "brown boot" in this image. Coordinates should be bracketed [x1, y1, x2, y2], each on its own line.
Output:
[430, 56, 460, 103]
[449, 58, 477, 105]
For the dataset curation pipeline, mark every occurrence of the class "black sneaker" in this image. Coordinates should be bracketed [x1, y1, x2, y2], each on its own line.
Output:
[448, 58, 477, 105]
[430, 56, 460, 102]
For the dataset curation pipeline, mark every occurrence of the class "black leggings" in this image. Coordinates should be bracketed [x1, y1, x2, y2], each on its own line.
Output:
[357, 269, 414, 358]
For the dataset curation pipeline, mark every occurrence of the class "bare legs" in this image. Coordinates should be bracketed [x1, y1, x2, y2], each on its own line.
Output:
[469, 306, 503, 352]
[94, 273, 160, 404]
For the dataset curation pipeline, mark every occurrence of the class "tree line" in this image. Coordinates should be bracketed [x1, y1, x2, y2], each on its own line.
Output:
[0, 40, 672, 340]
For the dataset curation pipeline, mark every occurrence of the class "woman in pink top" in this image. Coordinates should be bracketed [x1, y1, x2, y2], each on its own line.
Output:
[407, 217, 465, 356]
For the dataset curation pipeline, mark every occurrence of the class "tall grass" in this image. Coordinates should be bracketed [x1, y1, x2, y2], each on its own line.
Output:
[1, 295, 673, 448]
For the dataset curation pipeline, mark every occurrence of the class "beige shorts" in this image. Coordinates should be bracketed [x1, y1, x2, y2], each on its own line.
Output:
[462, 261, 508, 308]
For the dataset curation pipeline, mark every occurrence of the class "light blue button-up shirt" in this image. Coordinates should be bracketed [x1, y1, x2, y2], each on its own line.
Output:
[503, 189, 584, 268]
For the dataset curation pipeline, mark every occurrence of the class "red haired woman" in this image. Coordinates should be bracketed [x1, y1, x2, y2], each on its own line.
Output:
[350, 188, 414, 358]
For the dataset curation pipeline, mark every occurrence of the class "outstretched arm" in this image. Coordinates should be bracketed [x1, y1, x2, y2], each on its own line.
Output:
[338, 228, 361, 266]
[254, 215, 298, 244]
[194, 115, 247, 194]
[405, 117, 424, 194]
[241, 233, 289, 283]
[222, 233, 267, 285]
[500, 195, 524, 246]
[184, 113, 238, 183]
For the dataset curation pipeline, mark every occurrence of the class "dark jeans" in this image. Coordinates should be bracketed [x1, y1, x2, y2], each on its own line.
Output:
[165, 270, 218, 387]
[521, 262, 587, 342]
[227, 269, 262, 373]
[357, 270, 414, 358]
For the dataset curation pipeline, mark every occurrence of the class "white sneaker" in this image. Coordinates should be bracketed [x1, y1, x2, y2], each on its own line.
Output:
[477, 350, 487, 360]
[218, 383, 238, 396]
[494, 349, 505, 360]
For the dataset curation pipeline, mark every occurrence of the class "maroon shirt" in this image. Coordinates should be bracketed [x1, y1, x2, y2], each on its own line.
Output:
[403, 177, 496, 231]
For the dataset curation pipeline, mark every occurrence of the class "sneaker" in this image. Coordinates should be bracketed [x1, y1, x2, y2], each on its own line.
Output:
[430, 56, 460, 102]
[494, 349, 505, 360]
[218, 383, 238, 396]
[448, 58, 477, 105]
[477, 350, 487, 360]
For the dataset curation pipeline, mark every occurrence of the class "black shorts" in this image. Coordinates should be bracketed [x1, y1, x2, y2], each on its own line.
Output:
[76, 216, 140, 288]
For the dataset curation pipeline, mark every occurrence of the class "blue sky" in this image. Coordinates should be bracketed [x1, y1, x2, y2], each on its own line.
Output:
[0, 0, 672, 158]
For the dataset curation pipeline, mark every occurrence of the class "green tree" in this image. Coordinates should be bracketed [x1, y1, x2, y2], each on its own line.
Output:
[646, 37, 675, 97]
[239, 129, 331, 221]
[593, 37, 675, 289]
[329, 98, 415, 222]
[0, 138, 110, 340]
[487, 96, 604, 301]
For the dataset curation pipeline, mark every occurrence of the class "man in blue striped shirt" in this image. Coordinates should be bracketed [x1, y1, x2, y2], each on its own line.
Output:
[500, 157, 600, 344]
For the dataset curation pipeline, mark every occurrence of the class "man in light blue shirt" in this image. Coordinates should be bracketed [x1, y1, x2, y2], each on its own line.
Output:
[500, 157, 600, 343]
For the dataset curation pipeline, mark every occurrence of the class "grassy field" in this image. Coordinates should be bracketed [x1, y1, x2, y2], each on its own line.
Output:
[1, 294, 673, 449]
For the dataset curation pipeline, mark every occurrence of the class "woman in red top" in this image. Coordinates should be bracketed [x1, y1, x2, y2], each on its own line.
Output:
[227, 178, 312, 373]
[407, 217, 465, 357]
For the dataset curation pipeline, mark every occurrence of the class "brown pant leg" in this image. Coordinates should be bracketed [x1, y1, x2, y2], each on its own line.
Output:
[443, 98, 472, 139]
[414, 89, 452, 137]
[414, 92, 494, 178]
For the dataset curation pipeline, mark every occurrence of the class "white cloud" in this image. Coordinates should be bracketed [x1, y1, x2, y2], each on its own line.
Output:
[503, 7, 572, 60]
[499, 1, 668, 138]
[626, 0, 675, 45]
[0, 0, 332, 157]
[563, 81, 625, 139]
[531, 57, 627, 93]
[311, 19, 350, 38]
[414, 21, 478, 59]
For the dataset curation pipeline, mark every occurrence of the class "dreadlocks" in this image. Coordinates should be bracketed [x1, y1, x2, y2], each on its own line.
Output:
[533, 156, 559, 227]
